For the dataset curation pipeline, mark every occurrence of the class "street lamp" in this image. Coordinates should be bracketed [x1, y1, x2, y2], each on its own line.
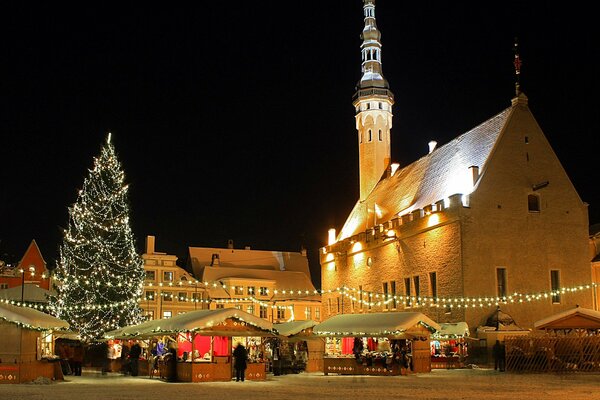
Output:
[20, 265, 36, 303]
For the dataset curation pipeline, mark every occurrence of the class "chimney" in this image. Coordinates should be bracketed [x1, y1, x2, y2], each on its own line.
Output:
[146, 235, 155, 254]
[328, 228, 336, 246]
[390, 163, 400, 177]
[300, 246, 307, 257]
[227, 239, 234, 249]
[428, 140, 437, 154]
[468, 166, 479, 186]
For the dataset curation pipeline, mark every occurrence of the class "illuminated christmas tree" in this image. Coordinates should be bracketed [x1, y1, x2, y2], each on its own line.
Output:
[53, 133, 145, 341]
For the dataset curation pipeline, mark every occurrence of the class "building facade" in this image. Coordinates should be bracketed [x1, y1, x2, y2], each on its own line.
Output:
[320, 0, 593, 333]
[141, 236, 206, 320]
[0, 240, 50, 292]
[188, 241, 321, 323]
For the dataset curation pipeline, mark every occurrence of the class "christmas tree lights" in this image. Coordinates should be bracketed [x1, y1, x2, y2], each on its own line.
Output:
[52, 134, 145, 341]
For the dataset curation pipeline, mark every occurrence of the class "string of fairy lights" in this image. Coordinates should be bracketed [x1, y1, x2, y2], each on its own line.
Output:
[5, 279, 597, 314]
[52, 135, 146, 341]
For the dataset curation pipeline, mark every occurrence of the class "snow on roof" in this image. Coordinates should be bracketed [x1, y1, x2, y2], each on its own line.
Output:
[313, 312, 440, 337]
[533, 307, 600, 329]
[433, 322, 470, 338]
[189, 247, 311, 277]
[339, 107, 512, 239]
[274, 320, 318, 336]
[0, 283, 55, 303]
[0, 302, 69, 330]
[109, 309, 275, 338]
[200, 266, 319, 300]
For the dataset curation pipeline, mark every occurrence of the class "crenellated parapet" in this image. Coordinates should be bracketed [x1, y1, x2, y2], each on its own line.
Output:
[321, 193, 468, 265]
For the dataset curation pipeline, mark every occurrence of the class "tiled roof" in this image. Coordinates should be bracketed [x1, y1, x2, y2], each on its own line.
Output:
[200, 266, 319, 301]
[340, 107, 513, 239]
[189, 247, 310, 277]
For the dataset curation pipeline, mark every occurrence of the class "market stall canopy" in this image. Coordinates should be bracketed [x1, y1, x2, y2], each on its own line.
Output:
[153, 308, 274, 336]
[274, 320, 318, 336]
[104, 318, 161, 339]
[534, 306, 600, 330]
[0, 283, 56, 303]
[108, 308, 276, 338]
[313, 312, 440, 337]
[0, 302, 69, 330]
[433, 322, 470, 339]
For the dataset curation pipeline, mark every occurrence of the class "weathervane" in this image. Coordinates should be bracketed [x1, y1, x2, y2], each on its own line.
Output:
[513, 37, 522, 96]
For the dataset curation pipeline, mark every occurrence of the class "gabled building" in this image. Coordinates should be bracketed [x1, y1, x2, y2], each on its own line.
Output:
[141, 236, 205, 320]
[189, 241, 321, 323]
[320, 0, 592, 333]
[0, 239, 50, 293]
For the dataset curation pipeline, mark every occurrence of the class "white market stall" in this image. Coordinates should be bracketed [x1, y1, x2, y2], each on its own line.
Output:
[273, 320, 322, 373]
[0, 302, 69, 383]
[109, 308, 277, 382]
[313, 312, 440, 375]
[430, 322, 471, 368]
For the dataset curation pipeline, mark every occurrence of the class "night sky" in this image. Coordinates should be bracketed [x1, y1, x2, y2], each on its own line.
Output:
[1, 2, 597, 288]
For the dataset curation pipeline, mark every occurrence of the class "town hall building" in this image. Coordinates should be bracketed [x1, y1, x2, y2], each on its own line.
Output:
[320, 0, 593, 333]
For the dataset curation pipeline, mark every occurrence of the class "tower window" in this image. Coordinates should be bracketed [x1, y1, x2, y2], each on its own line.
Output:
[528, 194, 540, 212]
[378, 102, 383, 109]
[429, 272, 437, 301]
[368, 130, 372, 142]
[378, 130, 382, 141]
[496, 267, 507, 298]
[360, 132, 363, 144]
[404, 278, 411, 306]
[550, 270, 561, 303]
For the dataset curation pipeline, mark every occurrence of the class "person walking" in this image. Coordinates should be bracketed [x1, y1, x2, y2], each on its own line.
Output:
[71, 344, 84, 376]
[233, 342, 248, 382]
[129, 341, 142, 376]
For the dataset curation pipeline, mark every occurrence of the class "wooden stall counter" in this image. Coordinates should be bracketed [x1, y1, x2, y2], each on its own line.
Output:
[323, 357, 407, 376]
[176, 361, 267, 382]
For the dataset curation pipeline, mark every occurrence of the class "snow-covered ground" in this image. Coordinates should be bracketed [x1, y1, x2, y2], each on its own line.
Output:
[1, 368, 600, 400]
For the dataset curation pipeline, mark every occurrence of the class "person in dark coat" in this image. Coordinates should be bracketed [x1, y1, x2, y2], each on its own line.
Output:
[493, 340, 505, 371]
[233, 343, 248, 382]
[129, 341, 142, 376]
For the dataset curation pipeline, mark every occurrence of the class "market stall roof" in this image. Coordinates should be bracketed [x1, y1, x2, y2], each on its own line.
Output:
[313, 312, 440, 337]
[534, 306, 600, 330]
[0, 283, 56, 303]
[0, 302, 69, 330]
[433, 322, 470, 339]
[104, 318, 161, 339]
[108, 308, 276, 338]
[274, 320, 318, 336]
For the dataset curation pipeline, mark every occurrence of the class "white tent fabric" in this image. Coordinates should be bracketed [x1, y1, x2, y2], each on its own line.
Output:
[274, 320, 318, 336]
[433, 322, 470, 338]
[0, 301, 69, 330]
[313, 312, 440, 337]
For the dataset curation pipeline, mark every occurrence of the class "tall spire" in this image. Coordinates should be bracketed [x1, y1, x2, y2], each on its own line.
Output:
[513, 37, 522, 96]
[356, 0, 391, 92]
[353, 0, 394, 203]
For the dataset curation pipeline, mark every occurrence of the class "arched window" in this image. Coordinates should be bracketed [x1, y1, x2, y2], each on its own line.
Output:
[378, 129, 382, 141]
[368, 130, 372, 142]
[528, 194, 540, 212]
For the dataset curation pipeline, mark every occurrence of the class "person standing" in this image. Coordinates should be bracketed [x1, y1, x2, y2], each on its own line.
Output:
[129, 341, 142, 376]
[71, 344, 84, 376]
[492, 340, 504, 371]
[233, 342, 248, 382]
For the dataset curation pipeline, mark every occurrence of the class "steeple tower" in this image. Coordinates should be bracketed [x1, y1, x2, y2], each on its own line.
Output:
[353, 0, 394, 202]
